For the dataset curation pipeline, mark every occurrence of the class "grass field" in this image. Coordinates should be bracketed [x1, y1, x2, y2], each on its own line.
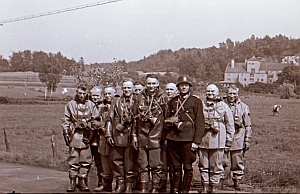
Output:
[0, 91, 299, 192]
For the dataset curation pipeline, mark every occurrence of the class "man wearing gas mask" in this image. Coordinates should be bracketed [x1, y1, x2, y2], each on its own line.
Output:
[222, 84, 252, 191]
[165, 75, 205, 194]
[105, 79, 136, 193]
[198, 84, 235, 193]
[132, 74, 168, 193]
[62, 85, 99, 192]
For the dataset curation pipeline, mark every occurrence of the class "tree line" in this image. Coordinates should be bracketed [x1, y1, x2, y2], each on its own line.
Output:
[0, 34, 299, 92]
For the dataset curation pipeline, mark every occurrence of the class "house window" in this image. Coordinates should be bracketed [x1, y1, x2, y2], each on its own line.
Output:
[250, 78, 254, 82]
[261, 79, 263, 82]
[244, 78, 246, 81]
[251, 68, 255, 73]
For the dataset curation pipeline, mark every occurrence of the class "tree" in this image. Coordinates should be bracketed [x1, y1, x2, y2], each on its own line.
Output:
[33, 51, 64, 93]
[0, 55, 10, 72]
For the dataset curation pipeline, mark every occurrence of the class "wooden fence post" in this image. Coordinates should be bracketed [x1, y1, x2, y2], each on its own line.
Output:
[51, 129, 57, 159]
[4, 128, 11, 152]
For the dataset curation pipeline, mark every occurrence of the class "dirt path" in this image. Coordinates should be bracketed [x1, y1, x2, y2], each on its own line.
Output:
[0, 161, 69, 193]
[0, 161, 250, 193]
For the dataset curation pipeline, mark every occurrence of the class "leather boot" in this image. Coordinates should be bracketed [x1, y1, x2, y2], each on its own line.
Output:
[140, 182, 148, 193]
[158, 179, 167, 192]
[94, 177, 112, 192]
[210, 184, 218, 193]
[201, 183, 209, 194]
[151, 181, 159, 193]
[172, 171, 182, 194]
[181, 170, 193, 193]
[233, 179, 241, 190]
[114, 177, 125, 193]
[125, 182, 133, 193]
[78, 177, 90, 191]
[66, 176, 77, 192]
[218, 178, 224, 190]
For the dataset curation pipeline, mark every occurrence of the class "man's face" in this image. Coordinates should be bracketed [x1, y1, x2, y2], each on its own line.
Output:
[165, 83, 177, 98]
[206, 84, 219, 100]
[122, 81, 134, 97]
[177, 83, 190, 95]
[146, 78, 159, 93]
[104, 87, 115, 102]
[227, 88, 239, 102]
[91, 93, 102, 103]
[77, 88, 87, 101]
[134, 84, 144, 95]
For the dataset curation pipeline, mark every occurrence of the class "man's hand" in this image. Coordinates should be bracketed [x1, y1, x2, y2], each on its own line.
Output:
[191, 143, 199, 151]
[63, 134, 70, 146]
[92, 120, 105, 129]
[131, 136, 138, 150]
[224, 147, 230, 152]
[106, 137, 115, 147]
[244, 142, 250, 152]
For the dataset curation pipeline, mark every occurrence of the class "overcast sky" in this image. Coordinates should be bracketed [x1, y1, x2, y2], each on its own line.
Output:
[0, 0, 299, 64]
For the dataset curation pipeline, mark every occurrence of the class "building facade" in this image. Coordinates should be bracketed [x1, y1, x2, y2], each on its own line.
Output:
[220, 56, 291, 87]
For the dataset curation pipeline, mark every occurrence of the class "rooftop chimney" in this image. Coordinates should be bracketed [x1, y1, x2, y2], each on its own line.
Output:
[231, 59, 235, 68]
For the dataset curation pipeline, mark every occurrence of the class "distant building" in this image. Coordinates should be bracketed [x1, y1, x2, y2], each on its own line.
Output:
[220, 56, 292, 87]
[282, 56, 299, 66]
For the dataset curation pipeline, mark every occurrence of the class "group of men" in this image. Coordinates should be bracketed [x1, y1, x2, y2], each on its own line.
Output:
[61, 74, 252, 193]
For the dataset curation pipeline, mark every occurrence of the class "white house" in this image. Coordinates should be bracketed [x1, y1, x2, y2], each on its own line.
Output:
[220, 56, 291, 87]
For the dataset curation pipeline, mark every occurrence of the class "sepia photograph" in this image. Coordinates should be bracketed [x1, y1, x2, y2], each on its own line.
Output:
[0, 0, 299, 193]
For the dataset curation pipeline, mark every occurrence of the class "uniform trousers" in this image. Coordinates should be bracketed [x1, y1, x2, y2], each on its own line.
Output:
[138, 148, 162, 183]
[167, 140, 196, 172]
[160, 146, 169, 180]
[198, 148, 224, 184]
[101, 154, 113, 179]
[230, 149, 244, 179]
[67, 147, 92, 178]
[91, 146, 103, 178]
[109, 146, 134, 182]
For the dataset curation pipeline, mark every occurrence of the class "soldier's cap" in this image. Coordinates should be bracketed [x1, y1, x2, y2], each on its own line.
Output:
[176, 75, 193, 87]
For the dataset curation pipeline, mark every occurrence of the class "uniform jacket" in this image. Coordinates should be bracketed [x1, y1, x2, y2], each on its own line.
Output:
[106, 94, 135, 147]
[95, 99, 116, 155]
[199, 99, 235, 149]
[223, 98, 252, 150]
[165, 94, 205, 144]
[132, 88, 168, 149]
[62, 99, 99, 149]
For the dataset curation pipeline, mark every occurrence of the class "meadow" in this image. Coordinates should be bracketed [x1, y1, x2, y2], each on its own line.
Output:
[0, 86, 299, 193]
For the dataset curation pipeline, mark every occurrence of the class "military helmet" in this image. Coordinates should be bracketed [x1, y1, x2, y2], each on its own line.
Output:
[176, 75, 193, 87]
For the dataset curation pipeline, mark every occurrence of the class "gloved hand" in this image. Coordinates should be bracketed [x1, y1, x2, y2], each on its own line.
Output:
[106, 137, 115, 147]
[63, 134, 70, 146]
[191, 143, 199, 151]
[131, 136, 138, 150]
[244, 142, 250, 152]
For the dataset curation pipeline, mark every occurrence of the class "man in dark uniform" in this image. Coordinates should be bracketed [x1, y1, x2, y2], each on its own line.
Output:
[132, 74, 169, 193]
[165, 75, 205, 194]
[106, 79, 135, 193]
[62, 85, 99, 192]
